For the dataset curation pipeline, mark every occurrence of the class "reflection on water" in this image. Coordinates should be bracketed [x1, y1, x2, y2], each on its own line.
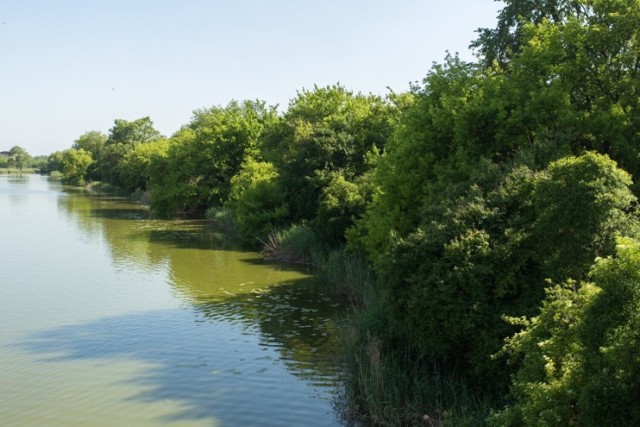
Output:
[0, 175, 343, 426]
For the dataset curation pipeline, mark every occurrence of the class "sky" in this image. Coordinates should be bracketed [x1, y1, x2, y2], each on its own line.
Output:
[0, 0, 502, 156]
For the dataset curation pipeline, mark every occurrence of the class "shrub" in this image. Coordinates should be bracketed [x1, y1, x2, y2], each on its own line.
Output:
[260, 224, 323, 266]
[491, 237, 640, 426]
[379, 153, 639, 388]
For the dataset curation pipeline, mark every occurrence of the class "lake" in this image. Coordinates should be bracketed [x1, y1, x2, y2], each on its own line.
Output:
[0, 174, 343, 426]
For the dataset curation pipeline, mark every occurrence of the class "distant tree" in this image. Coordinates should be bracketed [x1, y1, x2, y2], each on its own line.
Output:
[9, 146, 31, 172]
[73, 130, 107, 156]
[106, 117, 162, 145]
[118, 138, 170, 192]
[42, 151, 64, 174]
[71, 131, 107, 181]
[94, 117, 162, 185]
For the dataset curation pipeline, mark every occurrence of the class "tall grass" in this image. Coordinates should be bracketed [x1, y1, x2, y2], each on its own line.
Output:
[322, 249, 495, 426]
[323, 249, 375, 307]
[259, 224, 325, 265]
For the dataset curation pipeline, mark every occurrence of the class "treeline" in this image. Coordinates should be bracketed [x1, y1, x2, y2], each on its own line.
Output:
[46, 0, 640, 425]
[0, 145, 46, 172]
[44, 88, 397, 249]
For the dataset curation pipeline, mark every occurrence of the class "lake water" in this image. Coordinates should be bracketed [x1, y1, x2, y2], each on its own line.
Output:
[0, 174, 342, 426]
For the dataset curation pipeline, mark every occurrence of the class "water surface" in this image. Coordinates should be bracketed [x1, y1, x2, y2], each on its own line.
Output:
[0, 174, 342, 426]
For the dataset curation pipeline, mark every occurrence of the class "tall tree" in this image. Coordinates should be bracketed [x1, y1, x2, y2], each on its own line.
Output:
[8, 146, 31, 172]
[472, 0, 591, 66]
[106, 117, 162, 145]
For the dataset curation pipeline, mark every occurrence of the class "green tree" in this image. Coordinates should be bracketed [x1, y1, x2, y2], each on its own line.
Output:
[532, 152, 638, 281]
[94, 117, 162, 186]
[227, 158, 288, 242]
[118, 138, 170, 193]
[150, 100, 277, 217]
[352, 56, 490, 262]
[472, 0, 640, 182]
[106, 117, 162, 145]
[73, 130, 107, 157]
[472, 0, 590, 66]
[42, 151, 64, 174]
[314, 170, 376, 246]
[72, 131, 107, 181]
[59, 148, 94, 185]
[8, 146, 31, 172]
[269, 84, 395, 244]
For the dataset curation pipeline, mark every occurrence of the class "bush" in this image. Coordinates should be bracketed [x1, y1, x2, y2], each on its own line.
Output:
[379, 153, 639, 388]
[491, 237, 640, 426]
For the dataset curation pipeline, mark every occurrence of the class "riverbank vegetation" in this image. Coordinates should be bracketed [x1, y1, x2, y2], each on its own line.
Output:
[42, 0, 640, 424]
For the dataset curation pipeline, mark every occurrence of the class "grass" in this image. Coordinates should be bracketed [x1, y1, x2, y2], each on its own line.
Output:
[259, 224, 325, 265]
[204, 207, 242, 241]
[338, 300, 496, 426]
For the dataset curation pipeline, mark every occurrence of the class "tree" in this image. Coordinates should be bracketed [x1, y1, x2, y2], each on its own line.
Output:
[268, 84, 396, 245]
[71, 131, 107, 181]
[8, 146, 31, 172]
[373, 151, 638, 387]
[471, 0, 640, 181]
[106, 117, 162, 145]
[59, 148, 93, 185]
[532, 152, 638, 281]
[226, 158, 289, 242]
[118, 138, 170, 193]
[150, 100, 277, 217]
[472, 0, 592, 66]
[73, 130, 107, 157]
[352, 56, 489, 263]
[94, 117, 162, 186]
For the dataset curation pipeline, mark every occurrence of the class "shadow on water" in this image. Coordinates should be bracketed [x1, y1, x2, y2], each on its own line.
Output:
[21, 277, 343, 426]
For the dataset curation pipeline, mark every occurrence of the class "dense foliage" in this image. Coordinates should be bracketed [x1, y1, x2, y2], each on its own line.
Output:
[43, 0, 640, 423]
[491, 237, 640, 426]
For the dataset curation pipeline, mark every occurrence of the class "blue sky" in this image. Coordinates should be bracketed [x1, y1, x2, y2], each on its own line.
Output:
[0, 1, 502, 156]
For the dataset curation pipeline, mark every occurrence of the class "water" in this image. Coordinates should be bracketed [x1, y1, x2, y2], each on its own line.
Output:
[0, 174, 342, 426]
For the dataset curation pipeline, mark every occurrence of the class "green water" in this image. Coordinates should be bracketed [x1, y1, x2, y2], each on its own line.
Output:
[0, 174, 342, 426]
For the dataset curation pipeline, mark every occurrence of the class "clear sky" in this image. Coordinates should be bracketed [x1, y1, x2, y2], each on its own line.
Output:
[0, 0, 502, 156]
